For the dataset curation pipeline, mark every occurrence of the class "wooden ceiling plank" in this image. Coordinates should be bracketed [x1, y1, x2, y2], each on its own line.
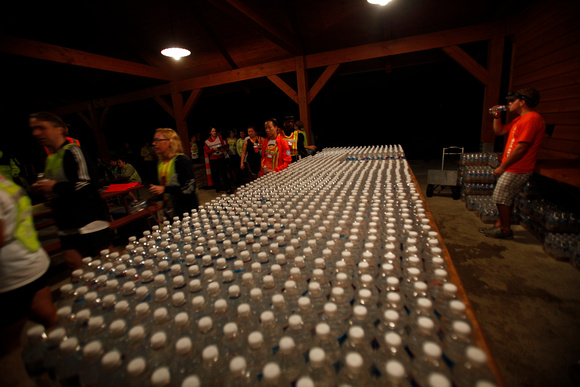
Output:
[308, 64, 340, 104]
[207, 0, 302, 55]
[442, 46, 488, 85]
[188, 2, 239, 69]
[0, 35, 174, 81]
[92, 85, 173, 109]
[267, 75, 298, 103]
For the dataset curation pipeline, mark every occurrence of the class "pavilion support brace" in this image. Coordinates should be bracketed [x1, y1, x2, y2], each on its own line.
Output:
[170, 85, 190, 154]
[77, 105, 110, 160]
[267, 58, 340, 146]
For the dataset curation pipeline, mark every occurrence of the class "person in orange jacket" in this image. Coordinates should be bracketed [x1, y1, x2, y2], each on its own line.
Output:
[260, 118, 292, 176]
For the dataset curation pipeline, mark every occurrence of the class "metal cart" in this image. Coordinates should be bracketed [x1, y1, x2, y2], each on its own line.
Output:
[426, 146, 464, 200]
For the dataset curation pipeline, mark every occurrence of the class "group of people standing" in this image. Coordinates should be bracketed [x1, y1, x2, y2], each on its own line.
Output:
[199, 115, 317, 194]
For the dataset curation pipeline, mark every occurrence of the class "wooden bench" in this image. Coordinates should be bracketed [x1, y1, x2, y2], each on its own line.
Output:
[109, 204, 163, 230]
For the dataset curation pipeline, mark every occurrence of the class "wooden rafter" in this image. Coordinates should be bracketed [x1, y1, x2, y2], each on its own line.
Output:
[442, 46, 488, 85]
[50, 22, 502, 114]
[0, 35, 174, 81]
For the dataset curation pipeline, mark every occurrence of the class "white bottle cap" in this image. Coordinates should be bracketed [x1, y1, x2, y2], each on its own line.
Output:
[154, 274, 166, 286]
[83, 340, 103, 362]
[151, 331, 167, 349]
[88, 316, 104, 331]
[109, 319, 126, 335]
[172, 292, 186, 307]
[262, 362, 281, 382]
[127, 357, 147, 377]
[466, 346, 488, 365]
[175, 337, 193, 355]
[151, 367, 171, 387]
[345, 352, 364, 371]
[198, 316, 213, 332]
[223, 322, 238, 337]
[135, 303, 150, 318]
[453, 321, 472, 335]
[385, 332, 402, 347]
[385, 360, 405, 378]
[427, 373, 451, 387]
[129, 325, 145, 342]
[153, 308, 168, 324]
[202, 345, 219, 361]
[423, 341, 442, 358]
[101, 350, 122, 371]
[248, 331, 264, 349]
[181, 375, 200, 387]
[260, 311, 274, 323]
[155, 288, 169, 302]
[59, 337, 79, 354]
[215, 299, 228, 313]
[315, 323, 330, 337]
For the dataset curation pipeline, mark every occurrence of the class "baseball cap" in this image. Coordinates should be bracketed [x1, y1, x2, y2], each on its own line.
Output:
[506, 88, 540, 108]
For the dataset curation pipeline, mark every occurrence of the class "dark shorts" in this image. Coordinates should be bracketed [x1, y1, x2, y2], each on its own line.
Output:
[60, 228, 112, 258]
[0, 275, 48, 327]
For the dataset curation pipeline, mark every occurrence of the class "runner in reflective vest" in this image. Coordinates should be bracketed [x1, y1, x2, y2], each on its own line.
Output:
[280, 130, 299, 157]
[0, 175, 40, 252]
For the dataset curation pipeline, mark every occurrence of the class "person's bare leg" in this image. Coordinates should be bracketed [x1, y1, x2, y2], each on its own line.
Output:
[29, 286, 58, 330]
[497, 204, 512, 234]
[63, 249, 83, 271]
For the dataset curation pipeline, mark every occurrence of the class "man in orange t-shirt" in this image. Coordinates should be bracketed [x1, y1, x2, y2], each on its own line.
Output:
[482, 88, 545, 239]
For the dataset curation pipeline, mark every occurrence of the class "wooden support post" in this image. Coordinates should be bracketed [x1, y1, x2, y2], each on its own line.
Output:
[77, 104, 110, 160]
[481, 30, 505, 148]
[171, 84, 190, 153]
[295, 56, 312, 145]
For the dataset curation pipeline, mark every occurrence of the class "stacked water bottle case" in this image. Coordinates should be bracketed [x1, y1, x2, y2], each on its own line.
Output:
[24, 146, 498, 387]
[514, 178, 580, 267]
[458, 153, 502, 224]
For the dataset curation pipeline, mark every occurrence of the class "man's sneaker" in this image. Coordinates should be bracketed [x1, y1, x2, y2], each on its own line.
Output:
[479, 226, 498, 234]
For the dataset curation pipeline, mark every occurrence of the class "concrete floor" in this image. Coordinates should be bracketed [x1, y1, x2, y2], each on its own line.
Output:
[7, 159, 580, 387]
[409, 159, 580, 387]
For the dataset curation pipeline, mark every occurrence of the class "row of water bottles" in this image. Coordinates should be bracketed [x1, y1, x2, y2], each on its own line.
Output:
[334, 144, 405, 162]
[23, 147, 498, 386]
[460, 167, 497, 184]
[458, 153, 501, 168]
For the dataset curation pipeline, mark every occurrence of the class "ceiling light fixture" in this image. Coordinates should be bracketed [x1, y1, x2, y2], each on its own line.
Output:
[367, 0, 392, 5]
[161, 47, 191, 60]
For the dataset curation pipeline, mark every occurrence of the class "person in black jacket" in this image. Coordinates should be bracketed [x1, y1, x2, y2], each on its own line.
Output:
[30, 112, 112, 271]
[149, 128, 199, 220]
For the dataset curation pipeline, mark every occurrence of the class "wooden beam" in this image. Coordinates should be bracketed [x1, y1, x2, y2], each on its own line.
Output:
[481, 32, 506, 144]
[442, 46, 488, 85]
[154, 96, 175, 119]
[170, 85, 190, 153]
[183, 89, 203, 118]
[50, 22, 502, 114]
[295, 56, 312, 145]
[306, 22, 502, 69]
[0, 35, 174, 81]
[207, 0, 302, 55]
[267, 75, 298, 103]
[174, 58, 296, 92]
[308, 64, 340, 104]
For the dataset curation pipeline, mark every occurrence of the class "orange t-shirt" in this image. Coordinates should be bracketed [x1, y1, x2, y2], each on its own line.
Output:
[502, 111, 545, 173]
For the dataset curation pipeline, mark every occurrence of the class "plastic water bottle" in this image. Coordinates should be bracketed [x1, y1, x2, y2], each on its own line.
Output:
[488, 105, 507, 115]
[313, 323, 341, 366]
[287, 315, 312, 354]
[225, 356, 255, 386]
[125, 326, 148, 361]
[79, 340, 104, 386]
[306, 347, 336, 387]
[408, 316, 441, 357]
[337, 352, 373, 387]
[245, 331, 270, 377]
[260, 362, 282, 386]
[453, 346, 497, 387]
[173, 337, 197, 381]
[259, 311, 283, 350]
[341, 326, 374, 369]
[99, 350, 125, 387]
[411, 342, 451, 387]
[442, 321, 474, 367]
[273, 337, 306, 385]
[306, 282, 326, 315]
[149, 331, 171, 370]
[377, 359, 413, 387]
[297, 297, 318, 333]
[197, 316, 218, 349]
[221, 322, 244, 361]
[55, 336, 82, 386]
[125, 357, 149, 387]
[321, 302, 347, 342]
[199, 345, 225, 385]
[22, 325, 48, 378]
